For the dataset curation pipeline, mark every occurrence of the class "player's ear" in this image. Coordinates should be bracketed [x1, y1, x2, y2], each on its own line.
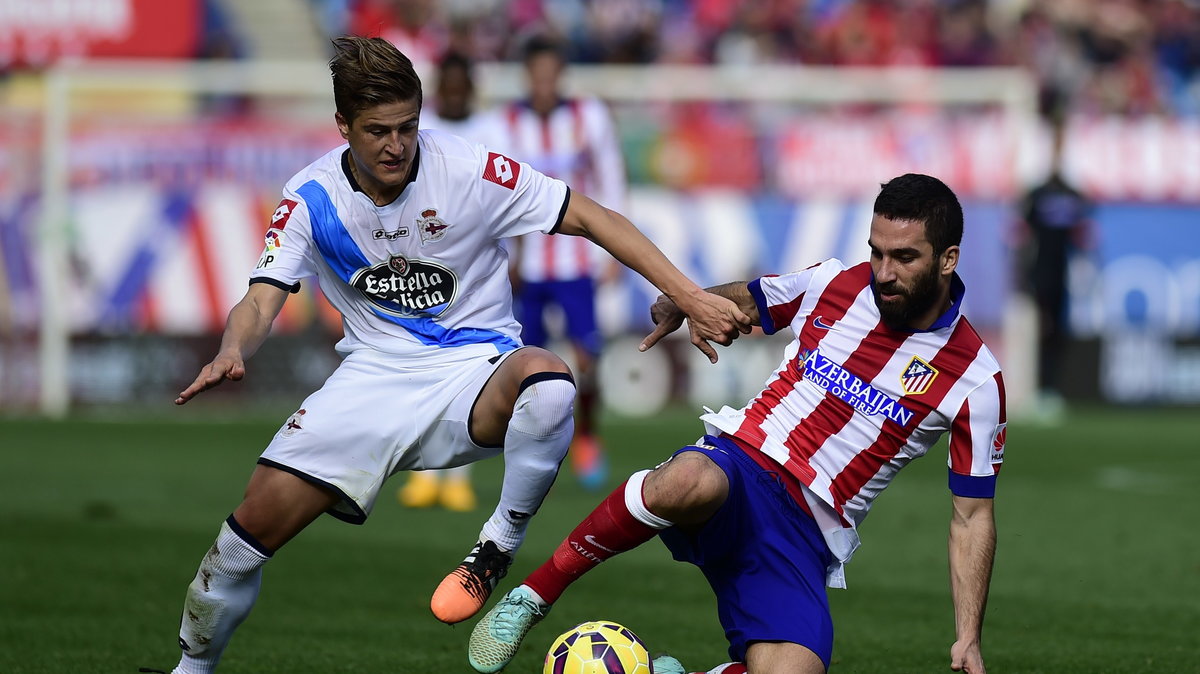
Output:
[335, 111, 351, 140]
[940, 245, 960, 277]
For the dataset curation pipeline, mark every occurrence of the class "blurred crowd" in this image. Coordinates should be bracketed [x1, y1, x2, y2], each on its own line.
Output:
[301, 0, 1200, 118]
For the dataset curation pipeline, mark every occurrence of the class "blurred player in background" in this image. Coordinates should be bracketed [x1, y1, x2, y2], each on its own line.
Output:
[396, 50, 498, 513]
[496, 35, 628, 490]
[163, 36, 749, 674]
[468, 175, 1006, 674]
[1016, 115, 1092, 422]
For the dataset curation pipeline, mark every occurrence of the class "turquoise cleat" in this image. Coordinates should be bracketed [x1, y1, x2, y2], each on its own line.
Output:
[467, 585, 548, 673]
[652, 654, 687, 674]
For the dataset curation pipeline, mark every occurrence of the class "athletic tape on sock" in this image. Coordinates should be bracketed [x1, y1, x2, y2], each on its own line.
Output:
[625, 469, 673, 529]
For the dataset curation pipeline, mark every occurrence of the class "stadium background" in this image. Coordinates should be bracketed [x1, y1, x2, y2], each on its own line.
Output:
[0, 1, 1197, 673]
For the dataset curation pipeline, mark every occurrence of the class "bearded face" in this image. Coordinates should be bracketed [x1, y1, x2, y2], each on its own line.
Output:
[867, 214, 957, 331]
[872, 257, 942, 330]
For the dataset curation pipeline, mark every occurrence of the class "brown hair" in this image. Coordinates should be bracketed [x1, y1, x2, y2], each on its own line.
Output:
[329, 36, 423, 123]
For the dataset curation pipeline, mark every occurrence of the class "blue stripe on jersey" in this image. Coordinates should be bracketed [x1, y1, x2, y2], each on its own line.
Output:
[297, 180, 371, 277]
[297, 179, 520, 351]
[747, 278, 777, 335]
[948, 470, 997, 498]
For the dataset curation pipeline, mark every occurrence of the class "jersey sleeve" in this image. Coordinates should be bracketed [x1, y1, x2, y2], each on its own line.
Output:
[475, 148, 570, 239]
[946, 370, 1006, 498]
[746, 260, 832, 335]
[249, 192, 319, 292]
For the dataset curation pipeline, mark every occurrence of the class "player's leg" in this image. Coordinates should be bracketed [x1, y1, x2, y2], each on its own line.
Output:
[743, 642, 826, 674]
[174, 466, 338, 674]
[466, 445, 729, 673]
[431, 347, 576, 624]
[555, 277, 607, 489]
[679, 444, 834, 674]
[174, 350, 424, 672]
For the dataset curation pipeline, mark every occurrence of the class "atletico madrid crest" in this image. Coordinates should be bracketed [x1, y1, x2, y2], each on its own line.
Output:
[900, 355, 938, 395]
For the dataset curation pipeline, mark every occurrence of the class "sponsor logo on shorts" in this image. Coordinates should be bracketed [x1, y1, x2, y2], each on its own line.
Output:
[282, 409, 306, 437]
[350, 255, 458, 318]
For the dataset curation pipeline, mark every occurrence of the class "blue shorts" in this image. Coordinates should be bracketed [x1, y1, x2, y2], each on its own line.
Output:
[518, 277, 601, 356]
[658, 435, 834, 668]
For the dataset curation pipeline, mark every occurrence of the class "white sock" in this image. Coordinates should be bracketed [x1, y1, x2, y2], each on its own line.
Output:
[625, 469, 674, 529]
[173, 517, 270, 674]
[481, 374, 575, 552]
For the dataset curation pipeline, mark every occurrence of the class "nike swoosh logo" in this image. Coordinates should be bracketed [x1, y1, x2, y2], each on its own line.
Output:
[812, 316, 836, 330]
[583, 534, 617, 554]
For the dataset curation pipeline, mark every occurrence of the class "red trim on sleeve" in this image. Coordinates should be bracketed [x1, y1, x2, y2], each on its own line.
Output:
[949, 397, 974, 475]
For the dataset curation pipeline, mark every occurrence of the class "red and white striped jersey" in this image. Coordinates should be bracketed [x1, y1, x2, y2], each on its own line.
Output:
[701, 258, 1006, 580]
[493, 97, 626, 282]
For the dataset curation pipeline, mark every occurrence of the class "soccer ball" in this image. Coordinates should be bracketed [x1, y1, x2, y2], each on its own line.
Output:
[543, 620, 653, 674]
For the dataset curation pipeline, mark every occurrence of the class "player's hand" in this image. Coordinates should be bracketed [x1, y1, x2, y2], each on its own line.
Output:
[950, 640, 985, 673]
[175, 352, 246, 405]
[641, 291, 752, 363]
[640, 294, 686, 353]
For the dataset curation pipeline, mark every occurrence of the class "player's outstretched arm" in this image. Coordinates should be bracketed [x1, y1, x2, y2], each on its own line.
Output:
[948, 494, 995, 673]
[175, 283, 290, 405]
[558, 191, 751, 362]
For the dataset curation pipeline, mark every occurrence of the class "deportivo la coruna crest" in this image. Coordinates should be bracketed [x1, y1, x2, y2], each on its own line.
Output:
[349, 254, 458, 318]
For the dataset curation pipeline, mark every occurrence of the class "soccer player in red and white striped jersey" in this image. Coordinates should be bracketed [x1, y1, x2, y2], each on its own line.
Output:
[490, 36, 628, 490]
[468, 174, 1004, 674]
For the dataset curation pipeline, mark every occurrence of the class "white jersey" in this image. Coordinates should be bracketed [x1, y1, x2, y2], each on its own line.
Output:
[495, 97, 626, 282]
[701, 259, 1006, 584]
[251, 129, 569, 358]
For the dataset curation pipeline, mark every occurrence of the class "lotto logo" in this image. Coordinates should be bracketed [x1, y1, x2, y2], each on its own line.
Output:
[271, 199, 298, 229]
[483, 152, 520, 189]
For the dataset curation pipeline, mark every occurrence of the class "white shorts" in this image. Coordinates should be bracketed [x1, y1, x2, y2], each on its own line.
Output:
[259, 345, 519, 523]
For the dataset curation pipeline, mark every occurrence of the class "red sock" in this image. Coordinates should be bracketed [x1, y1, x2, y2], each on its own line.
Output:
[700, 664, 746, 674]
[524, 480, 659, 604]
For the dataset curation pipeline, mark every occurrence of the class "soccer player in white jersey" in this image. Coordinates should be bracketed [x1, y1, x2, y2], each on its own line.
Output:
[396, 50, 499, 513]
[164, 36, 749, 674]
[469, 174, 1006, 674]
[494, 35, 628, 490]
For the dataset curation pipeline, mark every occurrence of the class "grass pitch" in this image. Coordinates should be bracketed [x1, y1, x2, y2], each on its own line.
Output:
[1, 405, 1196, 673]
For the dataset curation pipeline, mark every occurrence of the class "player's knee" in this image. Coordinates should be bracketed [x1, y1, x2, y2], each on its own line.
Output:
[511, 372, 576, 439]
[515, 347, 571, 378]
[645, 452, 728, 518]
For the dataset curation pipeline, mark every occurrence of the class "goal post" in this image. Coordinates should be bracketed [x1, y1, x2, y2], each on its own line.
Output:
[33, 59, 1038, 417]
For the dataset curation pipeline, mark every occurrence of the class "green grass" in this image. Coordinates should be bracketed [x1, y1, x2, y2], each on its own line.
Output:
[1, 406, 1197, 673]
